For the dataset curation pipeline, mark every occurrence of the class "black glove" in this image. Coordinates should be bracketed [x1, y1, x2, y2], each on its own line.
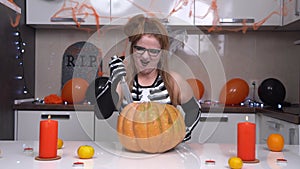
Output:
[93, 56, 126, 119]
[181, 97, 201, 142]
[91, 77, 117, 119]
[183, 128, 192, 142]
[109, 56, 126, 87]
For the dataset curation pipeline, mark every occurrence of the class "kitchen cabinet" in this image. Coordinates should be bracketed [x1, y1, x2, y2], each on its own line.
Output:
[27, 0, 194, 26]
[15, 110, 95, 141]
[191, 113, 255, 144]
[195, 0, 282, 26]
[283, 0, 300, 25]
[1, 1, 35, 140]
[26, 0, 288, 27]
[26, 0, 110, 26]
[257, 113, 299, 145]
[110, 0, 194, 25]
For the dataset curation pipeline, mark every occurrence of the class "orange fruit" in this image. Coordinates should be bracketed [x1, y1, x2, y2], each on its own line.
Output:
[77, 145, 94, 159]
[267, 133, 284, 152]
[57, 138, 64, 149]
[228, 156, 243, 169]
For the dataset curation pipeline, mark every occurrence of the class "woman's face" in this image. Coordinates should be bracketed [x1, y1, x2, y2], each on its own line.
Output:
[133, 34, 162, 75]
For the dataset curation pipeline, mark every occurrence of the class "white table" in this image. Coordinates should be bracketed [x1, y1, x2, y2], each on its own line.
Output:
[0, 141, 299, 169]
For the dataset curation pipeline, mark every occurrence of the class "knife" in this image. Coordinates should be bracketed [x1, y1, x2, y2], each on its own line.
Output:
[120, 76, 133, 104]
[112, 55, 133, 104]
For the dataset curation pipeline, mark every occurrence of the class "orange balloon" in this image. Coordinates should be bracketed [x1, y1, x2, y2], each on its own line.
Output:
[61, 78, 89, 104]
[219, 78, 249, 105]
[186, 78, 205, 100]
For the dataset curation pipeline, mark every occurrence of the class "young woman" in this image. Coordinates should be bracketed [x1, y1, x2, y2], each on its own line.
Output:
[96, 14, 201, 142]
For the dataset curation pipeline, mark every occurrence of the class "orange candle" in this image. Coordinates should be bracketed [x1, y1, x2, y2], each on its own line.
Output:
[39, 115, 58, 158]
[237, 116, 256, 161]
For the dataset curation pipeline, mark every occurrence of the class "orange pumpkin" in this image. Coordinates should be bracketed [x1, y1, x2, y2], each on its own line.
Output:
[267, 133, 285, 152]
[117, 102, 186, 153]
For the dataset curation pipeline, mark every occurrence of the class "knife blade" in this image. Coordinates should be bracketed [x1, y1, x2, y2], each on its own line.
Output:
[120, 76, 133, 104]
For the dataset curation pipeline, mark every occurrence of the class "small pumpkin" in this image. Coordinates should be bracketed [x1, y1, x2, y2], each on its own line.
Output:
[117, 102, 186, 153]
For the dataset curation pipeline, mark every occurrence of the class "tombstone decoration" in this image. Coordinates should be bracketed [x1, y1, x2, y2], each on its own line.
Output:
[61, 41, 101, 88]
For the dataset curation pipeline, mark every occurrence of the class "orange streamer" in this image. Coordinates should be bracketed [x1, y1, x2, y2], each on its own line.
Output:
[194, 0, 292, 33]
[51, 0, 110, 31]
[20, 0, 293, 34]
[9, 13, 21, 28]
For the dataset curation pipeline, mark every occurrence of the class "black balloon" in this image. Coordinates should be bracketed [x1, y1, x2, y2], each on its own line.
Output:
[258, 78, 286, 107]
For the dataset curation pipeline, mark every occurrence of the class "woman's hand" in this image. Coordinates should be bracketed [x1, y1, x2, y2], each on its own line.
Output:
[109, 56, 126, 85]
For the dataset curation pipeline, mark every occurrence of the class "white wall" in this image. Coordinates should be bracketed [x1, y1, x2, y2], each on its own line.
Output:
[35, 29, 300, 104]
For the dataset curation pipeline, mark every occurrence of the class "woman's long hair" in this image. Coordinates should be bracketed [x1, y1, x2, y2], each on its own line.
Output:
[124, 14, 180, 105]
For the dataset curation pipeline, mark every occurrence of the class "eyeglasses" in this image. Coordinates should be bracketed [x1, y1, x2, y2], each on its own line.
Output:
[133, 45, 161, 57]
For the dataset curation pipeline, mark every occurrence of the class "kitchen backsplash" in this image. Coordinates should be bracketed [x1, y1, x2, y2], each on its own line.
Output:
[35, 29, 300, 104]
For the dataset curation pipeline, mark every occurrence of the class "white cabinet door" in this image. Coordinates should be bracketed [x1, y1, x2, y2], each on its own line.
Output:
[257, 113, 299, 145]
[15, 110, 94, 141]
[94, 112, 119, 142]
[283, 0, 300, 25]
[195, 0, 282, 26]
[110, 0, 194, 25]
[26, 0, 110, 26]
[191, 113, 255, 143]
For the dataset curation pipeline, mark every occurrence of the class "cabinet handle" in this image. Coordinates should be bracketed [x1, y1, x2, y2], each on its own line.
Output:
[219, 18, 255, 23]
[50, 18, 85, 22]
[41, 114, 70, 120]
[200, 117, 228, 122]
[266, 121, 282, 130]
[289, 128, 296, 145]
[159, 18, 169, 24]
[296, 0, 300, 16]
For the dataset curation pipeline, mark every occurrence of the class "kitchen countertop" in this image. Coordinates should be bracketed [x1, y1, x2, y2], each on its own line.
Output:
[0, 140, 299, 169]
[256, 105, 300, 124]
[13, 102, 95, 111]
[12, 102, 256, 113]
